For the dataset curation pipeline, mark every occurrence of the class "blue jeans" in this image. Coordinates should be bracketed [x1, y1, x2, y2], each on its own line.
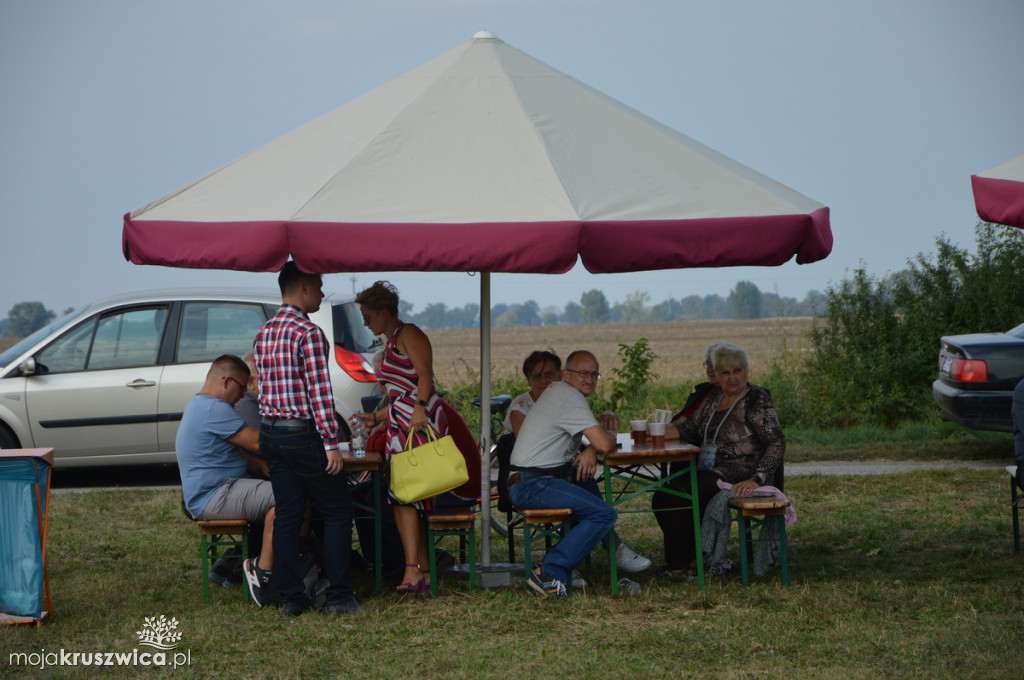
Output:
[509, 474, 617, 583]
[261, 422, 354, 606]
[573, 476, 621, 551]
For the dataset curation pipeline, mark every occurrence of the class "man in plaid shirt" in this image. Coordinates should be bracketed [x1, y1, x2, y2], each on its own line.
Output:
[248, 261, 358, 616]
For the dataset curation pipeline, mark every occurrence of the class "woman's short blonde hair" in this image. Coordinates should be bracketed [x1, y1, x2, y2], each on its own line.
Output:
[355, 281, 400, 316]
[710, 343, 749, 373]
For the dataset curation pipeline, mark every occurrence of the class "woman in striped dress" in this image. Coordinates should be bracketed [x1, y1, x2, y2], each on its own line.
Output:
[356, 281, 448, 594]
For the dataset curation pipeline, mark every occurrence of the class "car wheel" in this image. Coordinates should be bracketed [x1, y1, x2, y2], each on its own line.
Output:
[0, 423, 20, 449]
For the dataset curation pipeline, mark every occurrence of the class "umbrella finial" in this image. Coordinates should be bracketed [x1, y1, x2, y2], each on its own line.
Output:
[472, 30, 497, 40]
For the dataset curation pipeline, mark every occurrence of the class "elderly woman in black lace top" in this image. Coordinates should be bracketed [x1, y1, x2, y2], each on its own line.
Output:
[652, 343, 785, 577]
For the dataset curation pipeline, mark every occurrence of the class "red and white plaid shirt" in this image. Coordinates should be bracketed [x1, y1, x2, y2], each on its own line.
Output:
[254, 304, 339, 450]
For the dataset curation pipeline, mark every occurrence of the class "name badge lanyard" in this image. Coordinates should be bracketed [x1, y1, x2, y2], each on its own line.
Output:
[698, 388, 746, 471]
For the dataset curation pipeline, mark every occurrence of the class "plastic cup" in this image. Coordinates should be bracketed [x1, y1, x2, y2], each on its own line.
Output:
[653, 409, 672, 423]
[649, 421, 666, 449]
[629, 419, 648, 445]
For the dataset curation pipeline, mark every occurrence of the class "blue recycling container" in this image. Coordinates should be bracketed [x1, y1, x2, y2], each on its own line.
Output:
[0, 448, 53, 623]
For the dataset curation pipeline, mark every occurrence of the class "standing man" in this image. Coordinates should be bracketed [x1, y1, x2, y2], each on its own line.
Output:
[509, 350, 619, 597]
[250, 261, 358, 616]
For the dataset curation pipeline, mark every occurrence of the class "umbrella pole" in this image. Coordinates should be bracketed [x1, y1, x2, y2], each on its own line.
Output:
[479, 272, 493, 567]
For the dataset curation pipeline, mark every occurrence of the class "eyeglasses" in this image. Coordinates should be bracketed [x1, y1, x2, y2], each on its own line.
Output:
[225, 376, 247, 392]
[565, 368, 601, 380]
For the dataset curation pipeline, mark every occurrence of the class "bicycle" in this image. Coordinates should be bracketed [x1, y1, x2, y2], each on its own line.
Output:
[470, 394, 513, 536]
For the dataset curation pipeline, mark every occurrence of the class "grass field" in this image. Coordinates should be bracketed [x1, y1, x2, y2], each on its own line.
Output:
[429, 317, 817, 387]
[1, 469, 1019, 679]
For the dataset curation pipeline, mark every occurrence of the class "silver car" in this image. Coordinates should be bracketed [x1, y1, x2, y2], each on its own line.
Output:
[0, 288, 382, 467]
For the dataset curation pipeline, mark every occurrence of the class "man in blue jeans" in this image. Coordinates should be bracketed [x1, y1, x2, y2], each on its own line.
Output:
[251, 261, 358, 616]
[509, 350, 618, 597]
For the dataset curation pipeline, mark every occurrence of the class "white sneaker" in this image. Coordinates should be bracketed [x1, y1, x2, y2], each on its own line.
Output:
[571, 569, 587, 590]
[615, 543, 652, 573]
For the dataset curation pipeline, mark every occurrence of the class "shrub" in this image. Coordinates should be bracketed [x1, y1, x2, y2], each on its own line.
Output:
[791, 222, 1024, 428]
[607, 338, 660, 411]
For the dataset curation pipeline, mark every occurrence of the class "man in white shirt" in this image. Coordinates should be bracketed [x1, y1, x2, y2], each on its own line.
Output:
[509, 350, 619, 596]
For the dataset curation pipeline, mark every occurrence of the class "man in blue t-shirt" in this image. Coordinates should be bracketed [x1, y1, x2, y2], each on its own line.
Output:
[176, 354, 276, 604]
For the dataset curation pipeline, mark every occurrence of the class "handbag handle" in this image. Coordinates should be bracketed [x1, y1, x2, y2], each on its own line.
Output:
[403, 426, 438, 451]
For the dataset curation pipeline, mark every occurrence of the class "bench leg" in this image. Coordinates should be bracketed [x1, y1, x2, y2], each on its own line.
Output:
[776, 516, 789, 586]
[200, 530, 249, 604]
[736, 516, 752, 586]
[522, 523, 535, 592]
[1012, 476, 1021, 553]
[200, 534, 212, 605]
[428, 528, 440, 598]
[467, 525, 477, 593]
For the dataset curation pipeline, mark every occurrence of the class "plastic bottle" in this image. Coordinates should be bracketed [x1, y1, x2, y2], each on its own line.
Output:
[617, 578, 641, 595]
[348, 415, 366, 458]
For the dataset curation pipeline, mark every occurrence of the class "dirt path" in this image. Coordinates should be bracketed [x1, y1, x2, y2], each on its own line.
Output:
[787, 459, 1010, 476]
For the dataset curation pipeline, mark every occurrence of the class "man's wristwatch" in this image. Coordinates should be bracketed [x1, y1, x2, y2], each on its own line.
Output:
[416, 398, 428, 407]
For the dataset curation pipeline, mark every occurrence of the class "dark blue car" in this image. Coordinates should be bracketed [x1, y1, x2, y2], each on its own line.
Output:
[932, 322, 1024, 432]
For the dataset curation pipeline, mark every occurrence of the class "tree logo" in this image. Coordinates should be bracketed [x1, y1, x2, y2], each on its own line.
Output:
[135, 616, 182, 650]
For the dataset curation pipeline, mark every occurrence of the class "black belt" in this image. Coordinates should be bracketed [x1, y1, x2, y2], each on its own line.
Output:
[261, 417, 313, 428]
[509, 465, 573, 485]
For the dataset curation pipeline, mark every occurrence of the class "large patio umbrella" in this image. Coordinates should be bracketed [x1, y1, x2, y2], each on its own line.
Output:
[123, 31, 832, 563]
[972, 152, 1024, 229]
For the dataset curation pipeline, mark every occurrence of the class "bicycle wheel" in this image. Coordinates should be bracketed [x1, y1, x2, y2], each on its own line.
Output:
[487, 451, 509, 536]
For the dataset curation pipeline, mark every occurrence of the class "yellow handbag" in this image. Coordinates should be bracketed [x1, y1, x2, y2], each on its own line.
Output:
[389, 428, 469, 504]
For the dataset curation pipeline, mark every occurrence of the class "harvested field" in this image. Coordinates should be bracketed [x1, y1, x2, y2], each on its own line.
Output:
[429, 317, 817, 387]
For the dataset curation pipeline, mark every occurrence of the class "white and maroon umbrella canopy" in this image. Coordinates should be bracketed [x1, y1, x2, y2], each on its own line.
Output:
[972, 153, 1024, 230]
[123, 32, 831, 273]
[123, 32, 832, 565]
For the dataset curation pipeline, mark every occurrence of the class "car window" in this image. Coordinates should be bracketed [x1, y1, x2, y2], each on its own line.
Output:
[332, 301, 381, 353]
[176, 302, 267, 363]
[35, 318, 98, 373]
[1008, 322, 1024, 339]
[89, 307, 168, 370]
[36, 306, 168, 373]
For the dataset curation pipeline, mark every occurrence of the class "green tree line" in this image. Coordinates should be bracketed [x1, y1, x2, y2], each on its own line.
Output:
[1, 302, 57, 338]
[399, 283, 826, 330]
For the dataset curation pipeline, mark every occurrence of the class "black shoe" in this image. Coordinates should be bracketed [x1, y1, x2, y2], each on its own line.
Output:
[654, 565, 695, 580]
[210, 547, 243, 588]
[527, 567, 568, 597]
[326, 595, 361, 615]
[434, 550, 457, 573]
[243, 558, 272, 607]
[282, 599, 311, 617]
[350, 550, 374, 573]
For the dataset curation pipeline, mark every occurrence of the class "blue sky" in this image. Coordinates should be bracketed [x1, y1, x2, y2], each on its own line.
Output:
[2, 0, 1023, 318]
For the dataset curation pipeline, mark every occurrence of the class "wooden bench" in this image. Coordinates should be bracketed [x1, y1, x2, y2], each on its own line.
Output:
[196, 519, 249, 604]
[426, 509, 477, 596]
[520, 508, 575, 594]
[727, 495, 791, 586]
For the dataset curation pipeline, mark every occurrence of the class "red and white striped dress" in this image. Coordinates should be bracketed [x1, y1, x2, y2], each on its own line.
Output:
[380, 322, 449, 506]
